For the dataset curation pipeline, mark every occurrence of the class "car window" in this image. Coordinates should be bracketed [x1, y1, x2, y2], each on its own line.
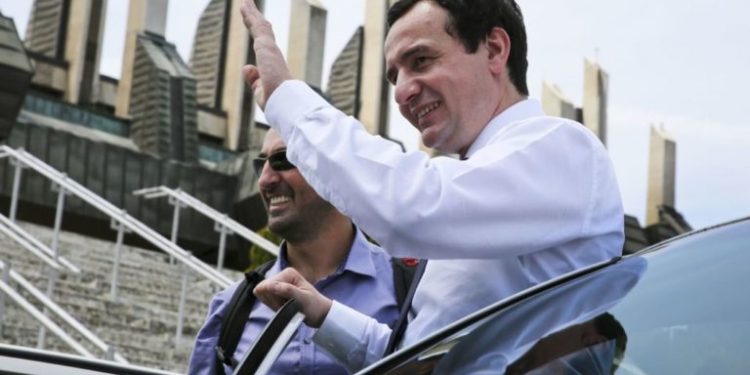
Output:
[607, 222, 750, 374]
[372, 219, 750, 375]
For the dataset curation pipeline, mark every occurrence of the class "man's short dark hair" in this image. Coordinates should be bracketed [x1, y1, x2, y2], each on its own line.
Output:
[387, 0, 529, 96]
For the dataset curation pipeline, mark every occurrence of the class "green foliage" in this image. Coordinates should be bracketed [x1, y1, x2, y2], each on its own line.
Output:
[247, 227, 280, 272]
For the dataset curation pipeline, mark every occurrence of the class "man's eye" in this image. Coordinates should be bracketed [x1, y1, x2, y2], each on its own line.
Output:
[414, 56, 431, 69]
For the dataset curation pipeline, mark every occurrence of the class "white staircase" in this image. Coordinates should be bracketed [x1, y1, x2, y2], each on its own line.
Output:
[0, 220, 242, 372]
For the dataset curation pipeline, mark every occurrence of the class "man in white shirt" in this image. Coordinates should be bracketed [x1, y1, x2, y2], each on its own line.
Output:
[240, 0, 624, 371]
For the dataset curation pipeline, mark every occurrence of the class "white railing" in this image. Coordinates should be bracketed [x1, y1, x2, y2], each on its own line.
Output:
[0, 213, 80, 275]
[133, 186, 279, 345]
[0, 217, 62, 273]
[0, 260, 131, 362]
[133, 186, 279, 266]
[0, 145, 231, 290]
[0, 145, 233, 348]
[0, 210, 82, 349]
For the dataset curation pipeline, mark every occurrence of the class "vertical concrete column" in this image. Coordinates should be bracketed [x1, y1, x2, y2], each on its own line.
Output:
[541, 81, 578, 121]
[116, 0, 168, 118]
[64, 0, 108, 104]
[646, 124, 676, 225]
[359, 0, 390, 136]
[62, 0, 90, 104]
[221, 0, 263, 150]
[287, 0, 327, 88]
[582, 59, 609, 146]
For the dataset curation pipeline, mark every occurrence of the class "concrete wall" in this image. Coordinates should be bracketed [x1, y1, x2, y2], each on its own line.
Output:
[0, 120, 242, 258]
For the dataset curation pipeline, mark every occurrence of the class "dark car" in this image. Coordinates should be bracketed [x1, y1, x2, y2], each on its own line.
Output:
[240, 216, 750, 374]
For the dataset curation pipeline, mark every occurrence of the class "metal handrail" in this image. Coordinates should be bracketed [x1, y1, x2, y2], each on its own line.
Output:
[0, 219, 61, 272]
[132, 185, 278, 345]
[133, 186, 279, 256]
[0, 213, 80, 275]
[0, 267, 93, 359]
[0, 260, 127, 363]
[0, 145, 231, 289]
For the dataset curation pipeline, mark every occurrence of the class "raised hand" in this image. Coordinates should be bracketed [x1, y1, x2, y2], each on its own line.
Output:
[253, 268, 333, 328]
[240, 0, 292, 109]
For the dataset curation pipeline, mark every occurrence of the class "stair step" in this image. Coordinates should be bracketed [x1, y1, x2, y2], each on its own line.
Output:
[0, 221, 243, 372]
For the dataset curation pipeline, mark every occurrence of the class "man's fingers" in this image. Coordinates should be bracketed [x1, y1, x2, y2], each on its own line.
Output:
[254, 280, 292, 311]
[242, 64, 258, 83]
[239, 0, 292, 109]
[242, 64, 266, 107]
[252, 268, 332, 327]
[253, 268, 305, 310]
[240, 0, 274, 40]
[239, 0, 262, 31]
[242, 64, 260, 91]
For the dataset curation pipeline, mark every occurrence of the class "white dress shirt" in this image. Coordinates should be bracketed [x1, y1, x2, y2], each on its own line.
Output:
[265, 80, 624, 372]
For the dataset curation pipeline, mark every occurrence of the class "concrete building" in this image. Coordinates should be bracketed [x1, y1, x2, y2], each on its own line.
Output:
[643, 124, 692, 244]
[646, 124, 677, 225]
[116, 0, 167, 119]
[359, 0, 392, 136]
[326, 27, 364, 117]
[24, 0, 107, 106]
[287, 0, 327, 88]
[0, 11, 34, 141]
[128, 32, 199, 162]
[1, 0, 261, 270]
[541, 81, 580, 121]
[190, 0, 265, 152]
[191, 0, 226, 110]
[322, 0, 390, 136]
[582, 59, 609, 146]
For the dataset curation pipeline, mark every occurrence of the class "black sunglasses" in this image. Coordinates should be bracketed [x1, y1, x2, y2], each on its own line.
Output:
[253, 150, 296, 174]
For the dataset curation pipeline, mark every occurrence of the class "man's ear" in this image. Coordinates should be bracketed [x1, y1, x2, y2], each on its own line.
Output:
[486, 26, 511, 75]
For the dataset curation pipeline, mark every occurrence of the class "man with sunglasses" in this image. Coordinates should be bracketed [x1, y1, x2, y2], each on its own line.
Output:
[188, 129, 400, 374]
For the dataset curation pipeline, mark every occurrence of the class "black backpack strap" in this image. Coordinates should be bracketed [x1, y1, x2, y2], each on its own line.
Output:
[214, 260, 275, 374]
[385, 258, 427, 355]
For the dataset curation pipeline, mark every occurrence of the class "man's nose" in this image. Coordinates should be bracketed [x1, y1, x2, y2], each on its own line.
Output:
[394, 75, 420, 107]
[257, 163, 280, 190]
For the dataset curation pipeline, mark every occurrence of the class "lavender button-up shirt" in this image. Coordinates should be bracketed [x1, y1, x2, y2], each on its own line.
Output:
[188, 228, 399, 374]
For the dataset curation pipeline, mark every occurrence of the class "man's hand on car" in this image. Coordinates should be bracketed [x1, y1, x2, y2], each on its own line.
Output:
[253, 268, 333, 328]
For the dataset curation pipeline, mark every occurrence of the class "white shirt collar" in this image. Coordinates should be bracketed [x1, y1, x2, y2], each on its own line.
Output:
[465, 98, 544, 159]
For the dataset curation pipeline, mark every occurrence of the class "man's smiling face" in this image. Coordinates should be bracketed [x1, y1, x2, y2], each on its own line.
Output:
[257, 130, 335, 240]
[385, 0, 501, 155]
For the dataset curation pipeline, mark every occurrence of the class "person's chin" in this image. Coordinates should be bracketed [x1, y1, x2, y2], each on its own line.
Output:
[421, 131, 446, 151]
[267, 219, 292, 236]
[420, 126, 438, 146]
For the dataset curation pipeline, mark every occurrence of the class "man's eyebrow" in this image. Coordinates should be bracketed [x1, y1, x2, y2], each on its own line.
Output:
[387, 45, 430, 83]
[257, 152, 268, 158]
[402, 45, 430, 62]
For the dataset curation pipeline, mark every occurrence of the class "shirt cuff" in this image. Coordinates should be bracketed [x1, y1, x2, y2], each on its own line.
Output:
[265, 80, 331, 141]
[313, 300, 375, 372]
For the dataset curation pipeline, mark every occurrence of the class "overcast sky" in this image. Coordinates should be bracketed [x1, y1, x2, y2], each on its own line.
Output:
[1, 0, 748, 230]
